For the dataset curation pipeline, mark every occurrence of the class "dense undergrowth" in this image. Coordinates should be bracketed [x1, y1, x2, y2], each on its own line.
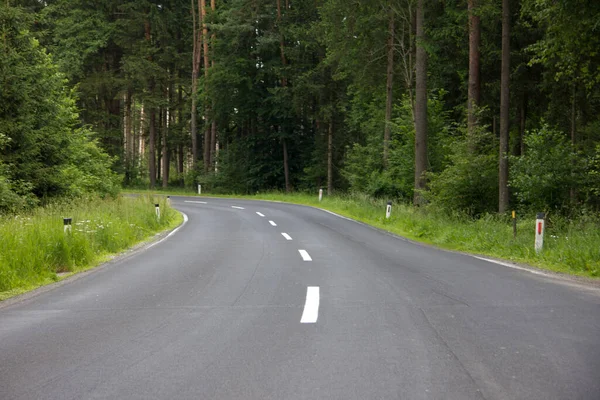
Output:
[0, 196, 182, 300]
[126, 189, 600, 278]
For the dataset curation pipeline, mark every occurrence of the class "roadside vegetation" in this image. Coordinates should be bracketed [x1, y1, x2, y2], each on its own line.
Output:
[0, 196, 181, 300]
[127, 189, 599, 278]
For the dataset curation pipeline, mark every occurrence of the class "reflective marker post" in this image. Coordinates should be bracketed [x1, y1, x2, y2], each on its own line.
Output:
[155, 204, 161, 220]
[535, 212, 545, 253]
[198, 184, 202, 195]
[386, 201, 392, 219]
[319, 188, 323, 202]
[167, 196, 171, 206]
[63, 218, 72, 234]
[512, 210, 517, 239]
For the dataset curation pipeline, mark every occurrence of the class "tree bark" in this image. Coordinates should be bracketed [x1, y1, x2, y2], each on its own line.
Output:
[145, 18, 156, 189]
[570, 84, 577, 204]
[149, 108, 157, 189]
[414, 0, 427, 206]
[499, 0, 510, 213]
[209, 0, 217, 171]
[327, 121, 333, 196]
[277, 0, 291, 192]
[201, 0, 211, 172]
[467, 0, 481, 142]
[191, 0, 201, 172]
[124, 90, 133, 185]
[162, 85, 171, 188]
[384, 5, 395, 168]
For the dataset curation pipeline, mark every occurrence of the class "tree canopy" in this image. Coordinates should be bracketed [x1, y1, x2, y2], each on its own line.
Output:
[2, 0, 599, 215]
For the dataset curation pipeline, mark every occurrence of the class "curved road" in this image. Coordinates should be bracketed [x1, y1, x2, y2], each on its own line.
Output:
[1, 197, 599, 399]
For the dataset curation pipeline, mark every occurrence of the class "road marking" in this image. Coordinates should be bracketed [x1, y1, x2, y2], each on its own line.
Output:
[269, 220, 277, 226]
[298, 249, 312, 261]
[184, 201, 207, 204]
[256, 212, 265, 217]
[232, 206, 245, 210]
[281, 233, 292, 241]
[301, 286, 320, 323]
[474, 256, 550, 277]
[146, 212, 189, 249]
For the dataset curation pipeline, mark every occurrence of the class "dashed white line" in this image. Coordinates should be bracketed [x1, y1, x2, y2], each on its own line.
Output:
[269, 220, 277, 226]
[184, 201, 207, 204]
[301, 286, 320, 323]
[298, 249, 312, 261]
[281, 233, 292, 241]
[232, 206, 245, 210]
[256, 212, 265, 217]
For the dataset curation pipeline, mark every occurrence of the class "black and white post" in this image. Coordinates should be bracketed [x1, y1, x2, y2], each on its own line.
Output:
[198, 184, 202, 195]
[63, 218, 72, 234]
[319, 188, 323, 202]
[167, 196, 171, 206]
[155, 203, 161, 220]
[386, 201, 392, 219]
[535, 212, 545, 253]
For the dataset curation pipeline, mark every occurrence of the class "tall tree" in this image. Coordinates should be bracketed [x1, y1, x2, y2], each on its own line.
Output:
[498, 0, 510, 213]
[191, 0, 201, 172]
[383, 3, 394, 168]
[201, 0, 211, 172]
[467, 0, 481, 139]
[414, 0, 427, 206]
[277, 0, 291, 192]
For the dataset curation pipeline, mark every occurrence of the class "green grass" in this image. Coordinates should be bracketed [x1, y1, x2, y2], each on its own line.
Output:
[126, 188, 600, 278]
[0, 195, 182, 300]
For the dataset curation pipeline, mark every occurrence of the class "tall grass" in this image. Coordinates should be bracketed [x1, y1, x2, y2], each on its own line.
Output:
[126, 189, 599, 278]
[0, 196, 181, 298]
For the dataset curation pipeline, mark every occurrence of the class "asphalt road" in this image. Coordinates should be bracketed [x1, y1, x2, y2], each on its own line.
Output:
[1, 196, 599, 400]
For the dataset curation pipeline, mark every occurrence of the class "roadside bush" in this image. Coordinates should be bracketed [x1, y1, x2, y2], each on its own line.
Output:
[510, 125, 582, 211]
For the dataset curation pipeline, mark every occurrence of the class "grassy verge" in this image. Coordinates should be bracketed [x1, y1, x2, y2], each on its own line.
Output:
[0, 195, 182, 300]
[125, 188, 599, 278]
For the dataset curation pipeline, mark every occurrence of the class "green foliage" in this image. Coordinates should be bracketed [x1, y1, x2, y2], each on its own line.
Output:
[0, 5, 118, 212]
[510, 125, 581, 211]
[427, 124, 498, 216]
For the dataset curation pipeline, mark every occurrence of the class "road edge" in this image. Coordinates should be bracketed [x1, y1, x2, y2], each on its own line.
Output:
[0, 211, 188, 310]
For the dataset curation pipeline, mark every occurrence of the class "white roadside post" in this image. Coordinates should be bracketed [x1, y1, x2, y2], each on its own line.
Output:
[198, 184, 202, 195]
[155, 203, 161, 220]
[535, 212, 545, 253]
[319, 188, 323, 202]
[386, 201, 392, 219]
[63, 218, 72, 234]
[167, 196, 171, 206]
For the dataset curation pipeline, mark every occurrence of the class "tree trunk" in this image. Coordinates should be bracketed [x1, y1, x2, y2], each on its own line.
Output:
[499, 0, 510, 213]
[327, 121, 333, 196]
[145, 18, 156, 189]
[277, 0, 291, 192]
[570, 84, 577, 204]
[384, 5, 395, 168]
[201, 0, 211, 172]
[191, 0, 201, 172]
[162, 87, 171, 188]
[124, 90, 133, 185]
[149, 108, 156, 189]
[414, 0, 427, 206]
[467, 0, 481, 142]
[210, 0, 217, 172]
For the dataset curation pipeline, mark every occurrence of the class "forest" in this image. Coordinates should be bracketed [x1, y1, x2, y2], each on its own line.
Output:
[1, 0, 599, 216]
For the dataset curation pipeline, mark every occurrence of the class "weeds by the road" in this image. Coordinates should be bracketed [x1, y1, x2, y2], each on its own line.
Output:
[125, 188, 599, 278]
[0, 196, 182, 299]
